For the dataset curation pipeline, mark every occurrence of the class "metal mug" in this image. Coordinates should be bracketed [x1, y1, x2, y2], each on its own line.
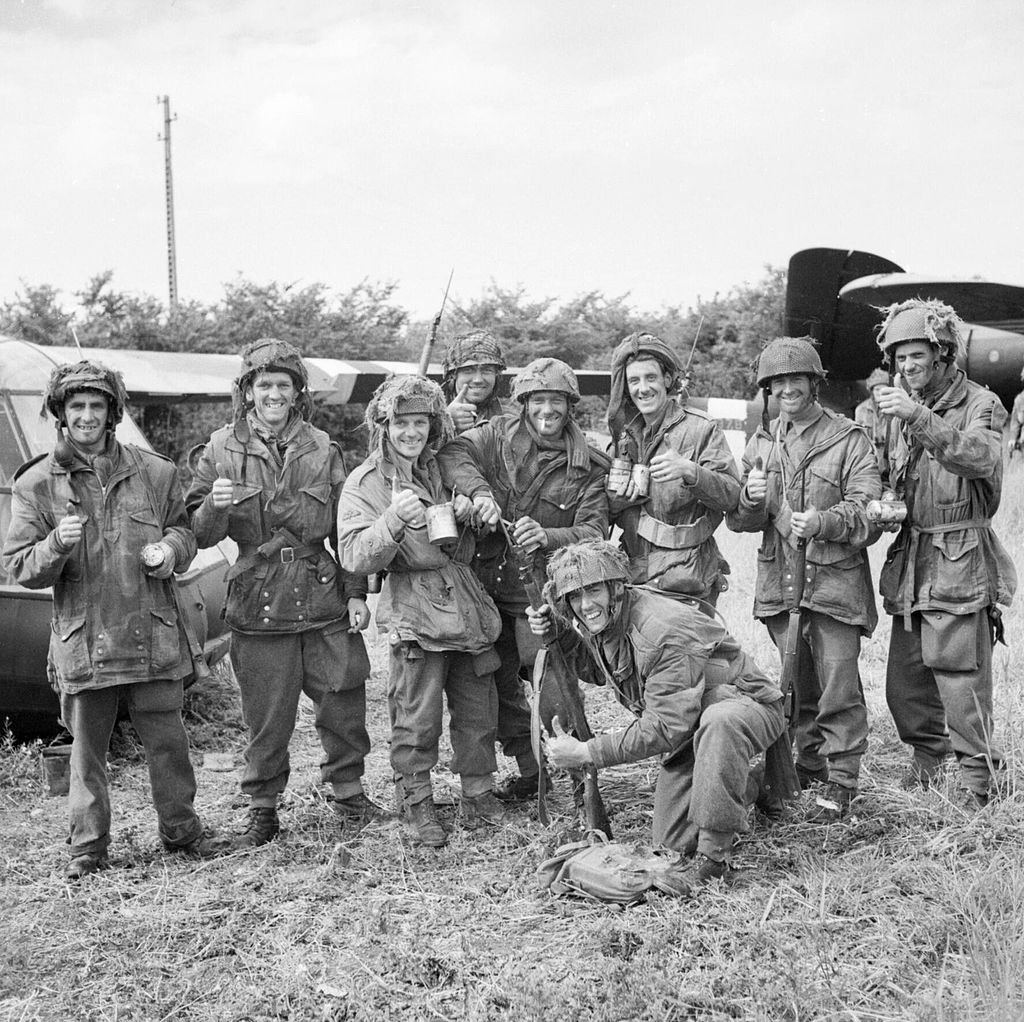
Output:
[607, 457, 633, 496]
[866, 491, 907, 525]
[630, 463, 651, 498]
[425, 502, 459, 545]
[140, 542, 167, 569]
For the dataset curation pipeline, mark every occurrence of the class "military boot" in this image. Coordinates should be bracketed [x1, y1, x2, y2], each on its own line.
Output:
[401, 797, 447, 848]
[655, 855, 731, 898]
[332, 792, 391, 837]
[231, 807, 280, 850]
[166, 827, 232, 859]
[460, 790, 508, 829]
[493, 768, 552, 804]
[66, 852, 109, 881]
[806, 782, 854, 823]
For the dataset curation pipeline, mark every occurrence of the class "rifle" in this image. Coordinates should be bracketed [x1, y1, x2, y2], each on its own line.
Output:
[497, 517, 612, 839]
[416, 268, 455, 377]
[759, 454, 802, 804]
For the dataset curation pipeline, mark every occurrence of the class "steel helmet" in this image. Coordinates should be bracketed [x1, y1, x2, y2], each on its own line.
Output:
[43, 360, 129, 426]
[443, 330, 507, 377]
[365, 374, 454, 450]
[865, 367, 889, 391]
[755, 337, 825, 388]
[232, 338, 313, 421]
[512, 357, 580, 404]
[876, 299, 967, 367]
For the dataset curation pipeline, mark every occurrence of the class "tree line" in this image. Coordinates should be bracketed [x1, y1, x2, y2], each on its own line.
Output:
[0, 268, 786, 466]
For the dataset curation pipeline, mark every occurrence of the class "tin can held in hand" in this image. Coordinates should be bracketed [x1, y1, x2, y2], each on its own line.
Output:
[607, 457, 633, 496]
[425, 502, 459, 545]
[866, 491, 907, 525]
[140, 542, 167, 569]
[630, 463, 651, 498]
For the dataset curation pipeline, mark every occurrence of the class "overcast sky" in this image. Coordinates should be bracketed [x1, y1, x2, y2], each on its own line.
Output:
[3, 0, 1023, 321]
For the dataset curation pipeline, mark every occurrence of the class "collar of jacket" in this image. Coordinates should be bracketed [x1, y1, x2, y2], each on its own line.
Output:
[919, 367, 968, 414]
[507, 413, 593, 474]
[755, 407, 858, 470]
[226, 417, 317, 459]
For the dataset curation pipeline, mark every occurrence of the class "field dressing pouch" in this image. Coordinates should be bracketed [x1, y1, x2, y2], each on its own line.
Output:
[537, 835, 681, 906]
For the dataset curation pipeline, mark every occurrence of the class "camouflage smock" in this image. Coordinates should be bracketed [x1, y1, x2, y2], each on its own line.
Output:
[337, 449, 500, 654]
[611, 399, 740, 599]
[187, 418, 367, 647]
[878, 369, 1016, 617]
[437, 413, 609, 613]
[727, 406, 881, 634]
[2, 442, 196, 694]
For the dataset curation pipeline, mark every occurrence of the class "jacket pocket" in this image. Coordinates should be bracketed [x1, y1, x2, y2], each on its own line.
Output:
[128, 508, 162, 546]
[929, 530, 983, 604]
[305, 552, 346, 623]
[50, 615, 92, 684]
[150, 608, 181, 672]
[228, 485, 265, 544]
[300, 483, 334, 535]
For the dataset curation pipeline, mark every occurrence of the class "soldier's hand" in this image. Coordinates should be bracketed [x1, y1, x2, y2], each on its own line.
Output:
[392, 487, 425, 527]
[448, 384, 476, 434]
[347, 598, 371, 633]
[526, 603, 554, 639]
[472, 492, 501, 529]
[545, 716, 591, 769]
[513, 515, 547, 553]
[790, 506, 822, 540]
[55, 502, 83, 549]
[145, 541, 177, 579]
[650, 449, 697, 484]
[452, 493, 474, 523]
[746, 457, 768, 502]
[210, 463, 235, 510]
[874, 374, 914, 420]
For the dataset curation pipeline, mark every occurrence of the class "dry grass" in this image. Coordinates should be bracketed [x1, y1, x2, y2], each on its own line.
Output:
[3, 464, 1024, 1021]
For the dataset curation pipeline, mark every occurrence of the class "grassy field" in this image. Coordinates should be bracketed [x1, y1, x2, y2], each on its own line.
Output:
[2, 462, 1023, 1022]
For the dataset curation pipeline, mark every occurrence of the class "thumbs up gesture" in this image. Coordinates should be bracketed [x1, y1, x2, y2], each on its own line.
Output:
[55, 501, 83, 549]
[210, 462, 235, 510]
[790, 504, 822, 540]
[448, 384, 476, 434]
[745, 455, 768, 503]
[545, 715, 591, 770]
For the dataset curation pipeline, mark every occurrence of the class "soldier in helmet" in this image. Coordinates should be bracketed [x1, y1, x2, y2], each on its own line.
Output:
[873, 300, 1016, 806]
[527, 540, 785, 895]
[187, 339, 382, 849]
[854, 366, 891, 470]
[727, 337, 881, 821]
[3, 361, 226, 879]
[607, 331, 741, 607]
[337, 375, 507, 847]
[442, 329, 509, 434]
[437, 357, 610, 803]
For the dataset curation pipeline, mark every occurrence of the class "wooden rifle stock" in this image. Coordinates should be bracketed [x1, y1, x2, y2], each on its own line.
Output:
[500, 522, 612, 837]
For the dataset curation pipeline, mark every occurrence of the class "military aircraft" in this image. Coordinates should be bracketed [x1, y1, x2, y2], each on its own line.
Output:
[785, 247, 1024, 411]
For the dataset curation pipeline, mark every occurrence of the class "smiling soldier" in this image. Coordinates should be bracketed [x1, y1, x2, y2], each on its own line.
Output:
[607, 332, 741, 609]
[187, 339, 382, 849]
[873, 300, 1016, 806]
[527, 540, 784, 895]
[727, 337, 881, 821]
[337, 375, 506, 847]
[3, 361, 226, 879]
[442, 330, 509, 434]
[438, 357, 609, 803]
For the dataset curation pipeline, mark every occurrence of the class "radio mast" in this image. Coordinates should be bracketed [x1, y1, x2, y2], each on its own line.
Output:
[157, 95, 178, 309]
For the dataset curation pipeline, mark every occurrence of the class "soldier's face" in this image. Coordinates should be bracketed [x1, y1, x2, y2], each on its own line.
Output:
[893, 341, 940, 394]
[569, 582, 612, 634]
[388, 413, 430, 461]
[246, 371, 297, 432]
[770, 373, 814, 418]
[526, 392, 569, 438]
[626, 358, 672, 421]
[454, 364, 499, 406]
[63, 391, 110, 453]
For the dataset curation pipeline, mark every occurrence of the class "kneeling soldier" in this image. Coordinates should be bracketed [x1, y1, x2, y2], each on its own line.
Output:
[528, 540, 785, 895]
